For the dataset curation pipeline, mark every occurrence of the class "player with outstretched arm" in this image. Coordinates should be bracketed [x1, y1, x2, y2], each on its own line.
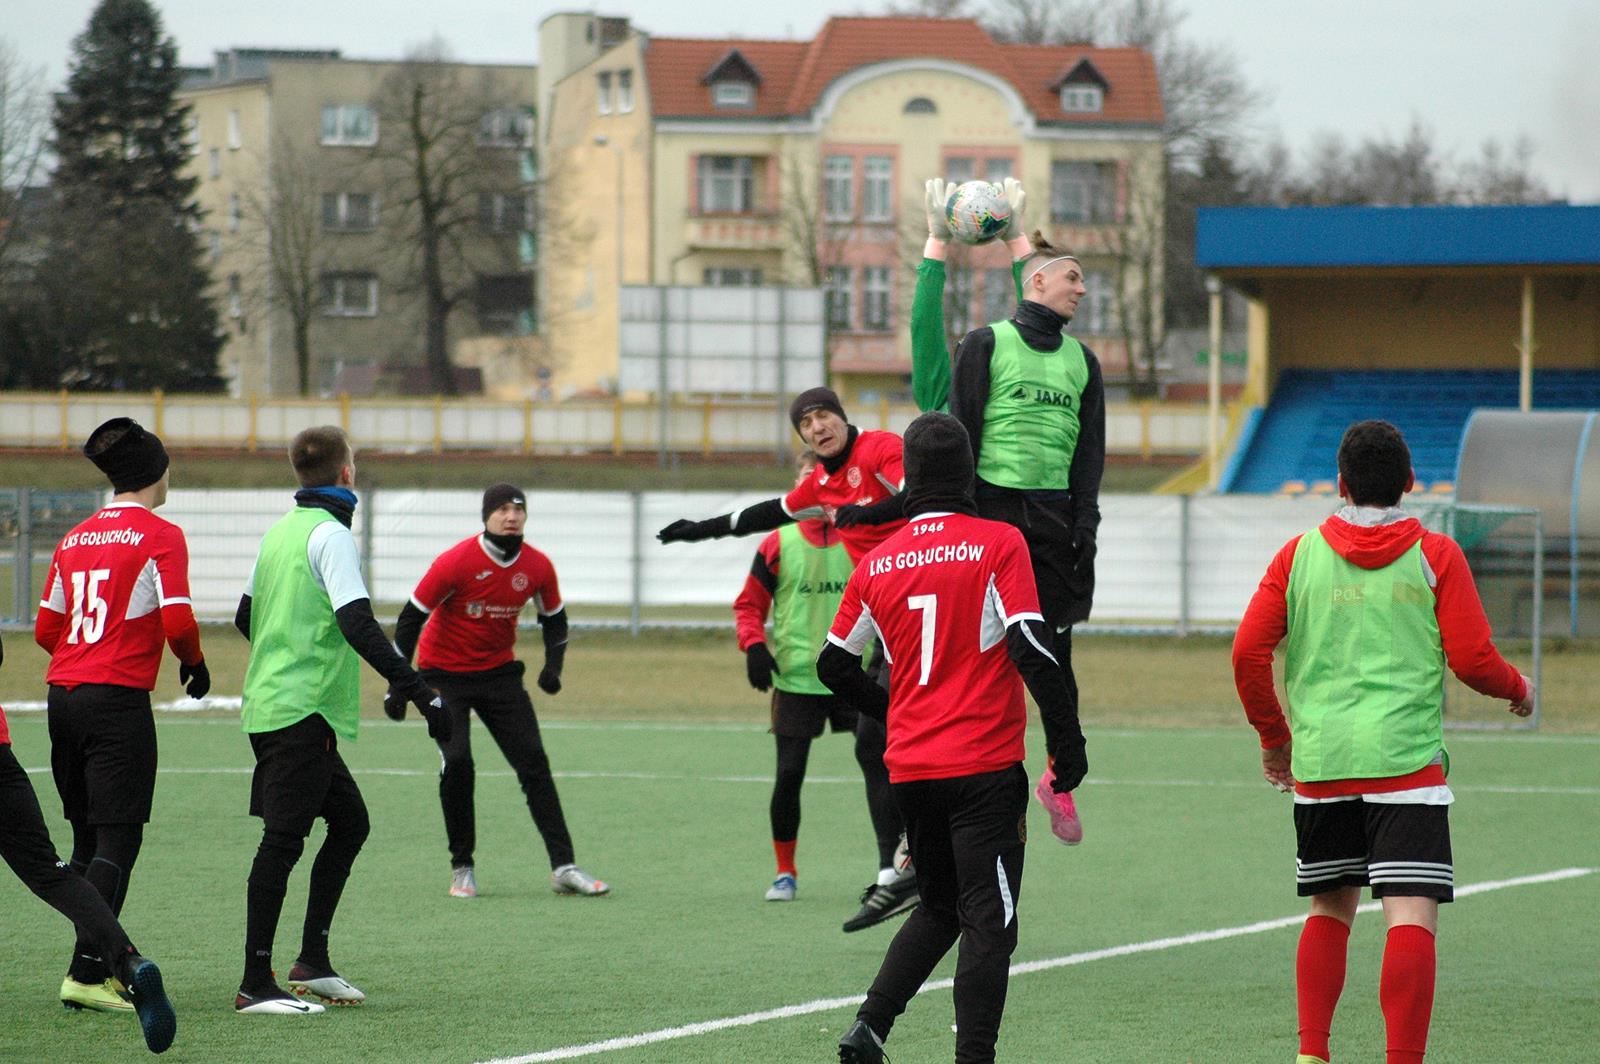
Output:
[818, 412, 1087, 1064]
[1232, 420, 1534, 1064]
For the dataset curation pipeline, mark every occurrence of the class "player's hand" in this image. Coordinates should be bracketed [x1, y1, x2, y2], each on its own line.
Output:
[180, 658, 211, 699]
[833, 504, 866, 529]
[924, 177, 952, 242]
[1072, 529, 1097, 575]
[1262, 740, 1294, 793]
[1050, 740, 1088, 793]
[414, 689, 451, 743]
[537, 665, 562, 696]
[383, 685, 407, 721]
[657, 517, 722, 544]
[998, 177, 1027, 241]
[1510, 673, 1535, 717]
[746, 642, 779, 692]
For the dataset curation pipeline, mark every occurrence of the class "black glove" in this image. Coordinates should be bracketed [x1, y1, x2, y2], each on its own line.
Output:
[383, 685, 407, 721]
[414, 689, 451, 744]
[1051, 739, 1088, 793]
[179, 658, 211, 699]
[832, 504, 867, 529]
[1072, 529, 1097, 575]
[745, 642, 779, 692]
[537, 665, 562, 695]
[656, 515, 731, 543]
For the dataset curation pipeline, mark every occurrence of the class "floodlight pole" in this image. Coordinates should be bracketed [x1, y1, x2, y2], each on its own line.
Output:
[1206, 275, 1224, 490]
[1519, 275, 1534, 413]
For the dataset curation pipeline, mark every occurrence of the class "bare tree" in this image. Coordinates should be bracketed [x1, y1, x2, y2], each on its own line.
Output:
[1106, 149, 1164, 393]
[369, 39, 526, 394]
[0, 40, 49, 283]
[986, 0, 1100, 45]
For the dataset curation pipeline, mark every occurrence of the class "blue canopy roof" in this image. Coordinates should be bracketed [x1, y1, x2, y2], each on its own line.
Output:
[1196, 204, 1600, 269]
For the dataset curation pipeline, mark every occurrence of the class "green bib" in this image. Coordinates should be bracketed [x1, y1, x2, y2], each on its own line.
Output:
[975, 319, 1088, 490]
[1283, 530, 1445, 782]
[771, 523, 858, 695]
[241, 508, 361, 740]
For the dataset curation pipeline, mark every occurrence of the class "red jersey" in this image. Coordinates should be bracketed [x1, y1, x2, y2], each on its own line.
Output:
[412, 535, 563, 673]
[36, 502, 201, 690]
[0, 705, 9, 747]
[782, 430, 906, 562]
[827, 512, 1042, 782]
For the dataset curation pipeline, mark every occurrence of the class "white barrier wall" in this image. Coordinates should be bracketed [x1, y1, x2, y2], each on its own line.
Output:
[151, 490, 1346, 626]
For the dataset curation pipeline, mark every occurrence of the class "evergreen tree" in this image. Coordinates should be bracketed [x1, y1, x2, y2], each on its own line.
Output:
[41, 0, 223, 392]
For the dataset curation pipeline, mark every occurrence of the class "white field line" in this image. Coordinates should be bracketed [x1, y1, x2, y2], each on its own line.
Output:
[472, 867, 1595, 1064]
[13, 763, 1600, 797]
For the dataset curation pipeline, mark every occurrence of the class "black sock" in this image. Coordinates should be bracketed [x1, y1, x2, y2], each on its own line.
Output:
[244, 829, 303, 990]
[299, 811, 368, 972]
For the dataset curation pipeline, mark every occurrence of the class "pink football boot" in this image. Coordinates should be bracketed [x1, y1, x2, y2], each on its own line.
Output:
[1035, 764, 1083, 845]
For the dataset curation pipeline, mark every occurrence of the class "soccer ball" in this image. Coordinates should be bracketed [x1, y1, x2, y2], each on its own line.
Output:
[944, 181, 1011, 245]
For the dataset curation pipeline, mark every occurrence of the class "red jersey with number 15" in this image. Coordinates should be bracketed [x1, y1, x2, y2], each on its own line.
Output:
[827, 512, 1042, 783]
[37, 502, 201, 689]
[412, 535, 563, 673]
[782, 430, 906, 562]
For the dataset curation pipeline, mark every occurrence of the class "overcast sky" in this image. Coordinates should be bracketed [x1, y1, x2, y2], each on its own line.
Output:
[10, 1, 1599, 201]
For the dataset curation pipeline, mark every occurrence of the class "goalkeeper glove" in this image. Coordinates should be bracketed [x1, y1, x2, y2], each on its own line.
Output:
[745, 642, 779, 692]
[179, 658, 210, 699]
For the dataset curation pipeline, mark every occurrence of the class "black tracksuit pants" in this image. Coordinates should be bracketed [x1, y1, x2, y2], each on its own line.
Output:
[0, 744, 135, 978]
[856, 764, 1029, 1063]
[423, 662, 575, 870]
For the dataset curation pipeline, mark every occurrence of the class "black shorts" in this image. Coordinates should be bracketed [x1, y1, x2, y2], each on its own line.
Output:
[248, 712, 360, 837]
[770, 690, 857, 739]
[47, 684, 157, 825]
[1294, 799, 1454, 902]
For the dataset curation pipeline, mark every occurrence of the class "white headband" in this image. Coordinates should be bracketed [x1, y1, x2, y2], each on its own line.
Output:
[1021, 254, 1081, 287]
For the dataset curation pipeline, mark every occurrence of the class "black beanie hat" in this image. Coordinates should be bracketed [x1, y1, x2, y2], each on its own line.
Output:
[788, 387, 847, 433]
[901, 411, 976, 516]
[482, 483, 527, 522]
[84, 418, 170, 494]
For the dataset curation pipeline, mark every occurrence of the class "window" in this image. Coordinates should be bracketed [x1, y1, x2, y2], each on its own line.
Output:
[946, 267, 974, 338]
[904, 97, 937, 115]
[227, 193, 241, 233]
[322, 192, 377, 232]
[983, 267, 1013, 324]
[476, 274, 534, 333]
[1060, 85, 1104, 113]
[227, 109, 241, 149]
[1070, 269, 1117, 335]
[478, 108, 533, 147]
[321, 104, 377, 146]
[597, 72, 613, 115]
[863, 266, 891, 331]
[945, 157, 976, 186]
[711, 81, 754, 108]
[208, 149, 220, 179]
[1050, 160, 1118, 224]
[704, 267, 763, 286]
[826, 267, 853, 330]
[617, 70, 634, 113]
[207, 230, 221, 263]
[227, 273, 243, 319]
[985, 158, 1013, 182]
[863, 156, 893, 222]
[478, 191, 531, 233]
[321, 273, 378, 317]
[823, 155, 853, 221]
[697, 155, 755, 214]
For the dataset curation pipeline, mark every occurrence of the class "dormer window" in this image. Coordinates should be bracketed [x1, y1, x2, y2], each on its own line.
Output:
[702, 48, 762, 111]
[1060, 85, 1103, 113]
[712, 81, 754, 108]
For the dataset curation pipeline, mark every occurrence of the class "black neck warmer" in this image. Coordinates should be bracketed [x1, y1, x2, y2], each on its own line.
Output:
[1012, 300, 1068, 351]
[901, 412, 978, 517]
[482, 531, 524, 563]
[294, 487, 356, 529]
[819, 425, 861, 475]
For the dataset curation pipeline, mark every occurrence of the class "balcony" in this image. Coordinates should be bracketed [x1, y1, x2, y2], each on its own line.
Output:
[683, 213, 786, 251]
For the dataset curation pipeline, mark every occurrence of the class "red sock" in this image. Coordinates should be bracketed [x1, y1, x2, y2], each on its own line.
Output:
[1381, 924, 1436, 1064]
[773, 839, 797, 877]
[1296, 914, 1351, 1061]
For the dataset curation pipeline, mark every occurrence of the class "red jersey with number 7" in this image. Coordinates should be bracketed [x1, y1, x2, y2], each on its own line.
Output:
[826, 512, 1043, 782]
[37, 502, 201, 689]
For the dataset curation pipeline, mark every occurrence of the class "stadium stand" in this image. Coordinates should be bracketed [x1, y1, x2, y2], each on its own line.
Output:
[1221, 368, 1600, 493]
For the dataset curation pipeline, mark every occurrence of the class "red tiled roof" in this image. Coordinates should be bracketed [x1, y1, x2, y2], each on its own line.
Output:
[642, 17, 1162, 125]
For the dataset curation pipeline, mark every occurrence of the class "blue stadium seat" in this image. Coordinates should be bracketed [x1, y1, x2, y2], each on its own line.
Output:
[1222, 369, 1600, 493]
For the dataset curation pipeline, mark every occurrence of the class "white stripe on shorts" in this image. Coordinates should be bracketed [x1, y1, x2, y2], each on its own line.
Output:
[996, 856, 1016, 928]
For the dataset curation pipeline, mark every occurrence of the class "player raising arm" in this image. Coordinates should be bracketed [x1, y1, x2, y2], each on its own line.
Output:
[1232, 420, 1533, 1064]
[817, 412, 1086, 1064]
[34, 418, 207, 1015]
